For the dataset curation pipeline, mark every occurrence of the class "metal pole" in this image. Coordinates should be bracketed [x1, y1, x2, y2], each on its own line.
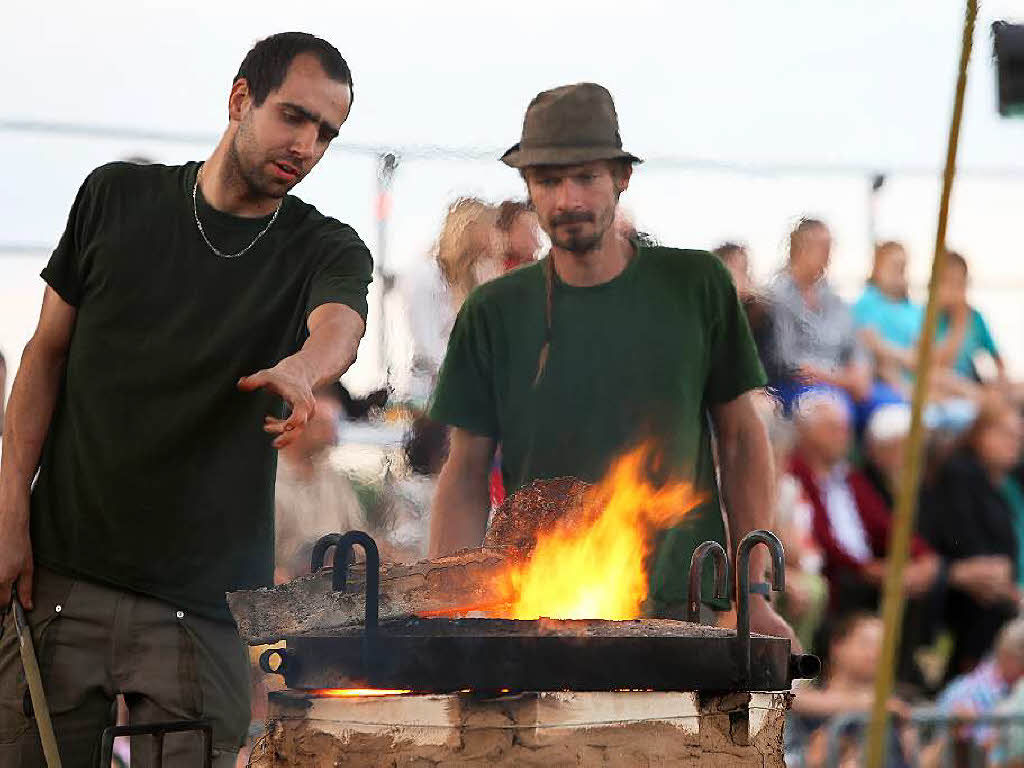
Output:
[864, 2, 977, 766]
[374, 152, 399, 383]
[868, 173, 885, 250]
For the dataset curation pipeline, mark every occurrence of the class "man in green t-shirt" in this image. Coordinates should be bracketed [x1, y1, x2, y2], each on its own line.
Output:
[428, 83, 795, 643]
[0, 33, 371, 765]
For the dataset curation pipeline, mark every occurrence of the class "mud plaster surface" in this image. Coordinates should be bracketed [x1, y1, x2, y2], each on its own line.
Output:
[248, 693, 790, 768]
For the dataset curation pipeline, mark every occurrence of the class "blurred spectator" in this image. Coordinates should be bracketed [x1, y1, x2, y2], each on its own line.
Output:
[337, 383, 389, 420]
[274, 382, 370, 583]
[861, 403, 913, 509]
[787, 613, 911, 767]
[398, 197, 501, 404]
[714, 242, 784, 383]
[1006, 462, 1024, 590]
[853, 241, 922, 398]
[935, 617, 1024, 750]
[920, 392, 1022, 680]
[789, 391, 939, 612]
[753, 392, 827, 650]
[435, 197, 502, 309]
[496, 199, 541, 272]
[935, 250, 1006, 386]
[769, 218, 872, 410]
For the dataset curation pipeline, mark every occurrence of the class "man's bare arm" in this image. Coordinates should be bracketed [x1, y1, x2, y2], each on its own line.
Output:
[428, 428, 496, 557]
[0, 287, 78, 608]
[240, 303, 365, 449]
[711, 391, 800, 646]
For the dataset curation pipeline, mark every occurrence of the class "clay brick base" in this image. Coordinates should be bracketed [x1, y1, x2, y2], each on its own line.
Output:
[249, 690, 791, 767]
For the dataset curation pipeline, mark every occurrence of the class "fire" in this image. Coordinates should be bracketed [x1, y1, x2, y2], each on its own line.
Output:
[490, 445, 705, 620]
[314, 688, 412, 697]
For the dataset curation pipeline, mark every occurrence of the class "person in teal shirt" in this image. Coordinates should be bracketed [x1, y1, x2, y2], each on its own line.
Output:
[935, 250, 1004, 383]
[852, 241, 922, 397]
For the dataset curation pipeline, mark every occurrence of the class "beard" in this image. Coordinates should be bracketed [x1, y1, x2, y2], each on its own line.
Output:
[228, 121, 292, 201]
[554, 227, 604, 254]
[548, 210, 610, 254]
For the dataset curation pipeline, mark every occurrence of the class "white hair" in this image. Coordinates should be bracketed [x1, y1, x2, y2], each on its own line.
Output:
[866, 403, 912, 445]
[793, 390, 850, 427]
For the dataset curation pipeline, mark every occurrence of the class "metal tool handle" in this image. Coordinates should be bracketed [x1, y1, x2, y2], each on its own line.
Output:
[734, 530, 786, 686]
[686, 541, 731, 623]
[98, 719, 213, 768]
[12, 597, 62, 768]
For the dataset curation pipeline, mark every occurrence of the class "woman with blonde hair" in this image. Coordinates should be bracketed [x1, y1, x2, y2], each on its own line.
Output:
[398, 197, 500, 404]
[434, 197, 501, 311]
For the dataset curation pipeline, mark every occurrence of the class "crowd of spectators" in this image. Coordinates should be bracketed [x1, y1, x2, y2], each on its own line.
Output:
[727, 218, 1024, 765]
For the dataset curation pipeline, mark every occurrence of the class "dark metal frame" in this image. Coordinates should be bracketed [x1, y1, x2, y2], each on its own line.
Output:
[98, 719, 213, 768]
[258, 529, 819, 693]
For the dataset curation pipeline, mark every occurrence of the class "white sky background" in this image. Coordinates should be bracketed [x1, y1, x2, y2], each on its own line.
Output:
[2, 0, 1024, 394]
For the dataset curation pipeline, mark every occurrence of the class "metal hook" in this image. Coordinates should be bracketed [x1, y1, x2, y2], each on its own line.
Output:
[308, 531, 380, 631]
[735, 529, 786, 685]
[687, 541, 731, 623]
[332, 531, 380, 631]
[310, 533, 343, 573]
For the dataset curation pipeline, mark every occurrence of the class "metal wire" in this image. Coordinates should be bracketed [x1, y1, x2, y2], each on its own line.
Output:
[4, 117, 1024, 178]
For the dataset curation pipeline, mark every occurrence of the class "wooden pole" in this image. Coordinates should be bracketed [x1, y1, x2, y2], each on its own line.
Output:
[864, 2, 977, 766]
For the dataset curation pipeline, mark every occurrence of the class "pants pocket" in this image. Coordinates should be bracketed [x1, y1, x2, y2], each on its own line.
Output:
[179, 615, 251, 751]
[0, 589, 69, 743]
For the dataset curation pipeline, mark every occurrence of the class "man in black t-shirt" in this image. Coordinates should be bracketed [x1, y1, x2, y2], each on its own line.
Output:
[0, 33, 371, 766]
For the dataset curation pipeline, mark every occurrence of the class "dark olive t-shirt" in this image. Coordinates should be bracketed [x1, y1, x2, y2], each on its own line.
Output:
[429, 245, 765, 608]
[32, 161, 372, 621]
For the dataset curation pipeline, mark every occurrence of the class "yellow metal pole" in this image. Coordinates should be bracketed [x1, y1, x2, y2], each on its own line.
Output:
[865, 1, 977, 766]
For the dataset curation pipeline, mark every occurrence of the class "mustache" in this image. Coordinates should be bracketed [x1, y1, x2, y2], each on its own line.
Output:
[551, 212, 595, 226]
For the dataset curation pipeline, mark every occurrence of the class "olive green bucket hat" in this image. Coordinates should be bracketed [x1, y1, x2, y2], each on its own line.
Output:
[500, 82, 643, 168]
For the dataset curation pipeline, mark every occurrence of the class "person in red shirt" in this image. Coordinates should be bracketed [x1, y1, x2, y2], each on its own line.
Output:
[788, 391, 939, 609]
[788, 390, 942, 686]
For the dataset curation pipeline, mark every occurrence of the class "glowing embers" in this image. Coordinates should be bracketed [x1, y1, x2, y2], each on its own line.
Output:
[312, 688, 413, 697]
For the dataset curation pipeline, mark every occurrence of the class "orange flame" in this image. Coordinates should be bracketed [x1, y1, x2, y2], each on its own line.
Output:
[313, 688, 412, 697]
[490, 445, 705, 620]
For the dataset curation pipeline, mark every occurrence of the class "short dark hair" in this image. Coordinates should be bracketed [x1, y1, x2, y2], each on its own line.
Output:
[945, 248, 968, 275]
[235, 32, 353, 107]
[788, 216, 828, 256]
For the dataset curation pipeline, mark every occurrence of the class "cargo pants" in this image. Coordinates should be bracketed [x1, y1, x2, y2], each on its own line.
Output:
[0, 567, 250, 767]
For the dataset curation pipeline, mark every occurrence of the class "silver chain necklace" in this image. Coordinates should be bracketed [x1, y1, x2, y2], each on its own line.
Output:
[192, 164, 282, 259]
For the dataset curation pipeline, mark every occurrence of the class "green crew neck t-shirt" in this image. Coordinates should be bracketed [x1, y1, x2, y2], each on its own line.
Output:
[32, 161, 373, 622]
[429, 245, 766, 608]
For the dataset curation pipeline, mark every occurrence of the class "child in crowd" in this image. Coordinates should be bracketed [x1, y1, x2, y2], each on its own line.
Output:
[787, 613, 912, 767]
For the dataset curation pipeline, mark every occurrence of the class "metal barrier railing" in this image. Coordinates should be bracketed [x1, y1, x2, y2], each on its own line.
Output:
[799, 709, 1024, 768]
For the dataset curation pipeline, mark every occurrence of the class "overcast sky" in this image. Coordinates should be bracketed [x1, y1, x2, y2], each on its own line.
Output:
[3, 0, 1024, 388]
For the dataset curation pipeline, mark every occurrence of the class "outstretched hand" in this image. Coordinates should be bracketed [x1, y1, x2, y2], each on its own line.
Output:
[238, 358, 316, 449]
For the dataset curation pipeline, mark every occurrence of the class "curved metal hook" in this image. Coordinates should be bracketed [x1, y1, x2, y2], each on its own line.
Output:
[310, 533, 343, 573]
[332, 531, 380, 631]
[687, 541, 731, 623]
[735, 529, 786, 685]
